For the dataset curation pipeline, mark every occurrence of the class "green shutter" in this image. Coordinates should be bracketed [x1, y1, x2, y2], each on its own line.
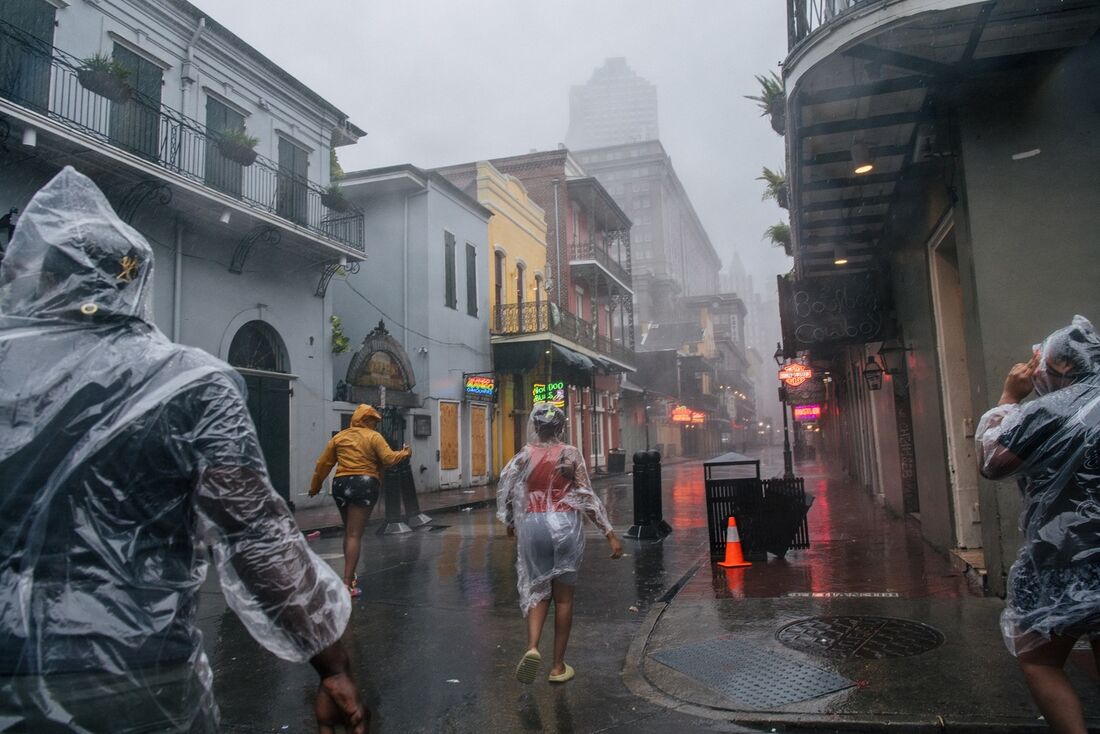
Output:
[444, 231, 456, 309]
[465, 243, 478, 316]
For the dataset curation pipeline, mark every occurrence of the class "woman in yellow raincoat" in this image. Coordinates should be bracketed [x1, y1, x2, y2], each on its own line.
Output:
[310, 404, 411, 596]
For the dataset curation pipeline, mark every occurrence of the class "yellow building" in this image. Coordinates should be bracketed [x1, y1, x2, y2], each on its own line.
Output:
[472, 162, 549, 473]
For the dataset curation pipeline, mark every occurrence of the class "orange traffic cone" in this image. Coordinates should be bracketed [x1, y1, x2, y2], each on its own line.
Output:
[717, 516, 752, 568]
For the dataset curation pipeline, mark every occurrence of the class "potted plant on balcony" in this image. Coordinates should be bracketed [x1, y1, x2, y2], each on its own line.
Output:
[320, 183, 350, 213]
[745, 71, 785, 136]
[77, 54, 132, 104]
[216, 127, 259, 167]
[758, 166, 788, 209]
[764, 221, 792, 257]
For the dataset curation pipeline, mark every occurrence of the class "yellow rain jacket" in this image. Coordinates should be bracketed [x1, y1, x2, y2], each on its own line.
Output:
[310, 404, 412, 492]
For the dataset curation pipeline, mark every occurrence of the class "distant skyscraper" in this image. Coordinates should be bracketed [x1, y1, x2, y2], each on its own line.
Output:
[566, 57, 658, 150]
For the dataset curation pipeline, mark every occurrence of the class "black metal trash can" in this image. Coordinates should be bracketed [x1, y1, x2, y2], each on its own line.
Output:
[625, 450, 671, 540]
[607, 448, 626, 473]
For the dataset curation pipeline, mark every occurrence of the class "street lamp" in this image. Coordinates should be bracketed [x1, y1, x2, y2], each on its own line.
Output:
[774, 342, 795, 479]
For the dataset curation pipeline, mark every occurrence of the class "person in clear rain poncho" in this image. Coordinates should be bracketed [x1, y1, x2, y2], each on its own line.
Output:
[497, 403, 623, 685]
[0, 167, 366, 733]
[975, 315, 1100, 734]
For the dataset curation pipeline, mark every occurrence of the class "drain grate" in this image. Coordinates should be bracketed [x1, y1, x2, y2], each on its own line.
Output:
[649, 638, 854, 708]
[776, 616, 944, 659]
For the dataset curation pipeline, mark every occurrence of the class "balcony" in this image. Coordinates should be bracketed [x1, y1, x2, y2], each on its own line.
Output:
[569, 238, 632, 295]
[491, 302, 635, 369]
[0, 20, 364, 254]
[787, 0, 873, 49]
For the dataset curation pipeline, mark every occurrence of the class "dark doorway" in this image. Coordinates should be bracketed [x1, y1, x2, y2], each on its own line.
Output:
[229, 321, 292, 502]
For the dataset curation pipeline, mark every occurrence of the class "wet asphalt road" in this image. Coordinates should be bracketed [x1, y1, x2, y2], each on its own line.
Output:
[196, 459, 746, 733]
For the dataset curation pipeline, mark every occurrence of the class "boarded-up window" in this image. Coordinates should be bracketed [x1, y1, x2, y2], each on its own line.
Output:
[444, 231, 456, 309]
[465, 243, 477, 317]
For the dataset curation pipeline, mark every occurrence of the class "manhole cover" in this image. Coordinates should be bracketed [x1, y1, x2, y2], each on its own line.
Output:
[649, 638, 854, 708]
[776, 616, 944, 659]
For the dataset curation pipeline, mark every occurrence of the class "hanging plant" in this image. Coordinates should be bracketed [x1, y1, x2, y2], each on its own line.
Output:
[745, 71, 786, 136]
[330, 314, 350, 354]
[321, 183, 350, 213]
[757, 166, 789, 209]
[77, 54, 132, 103]
[216, 127, 260, 166]
[763, 221, 792, 257]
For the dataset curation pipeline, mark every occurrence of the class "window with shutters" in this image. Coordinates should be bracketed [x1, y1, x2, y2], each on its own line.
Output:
[204, 97, 244, 197]
[465, 243, 478, 317]
[0, 0, 56, 111]
[109, 44, 162, 161]
[277, 137, 309, 225]
[443, 231, 456, 309]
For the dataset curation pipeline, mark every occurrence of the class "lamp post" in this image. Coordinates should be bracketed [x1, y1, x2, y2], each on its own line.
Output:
[774, 342, 795, 479]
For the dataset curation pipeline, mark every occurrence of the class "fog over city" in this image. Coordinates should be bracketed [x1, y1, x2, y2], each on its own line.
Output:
[191, 0, 793, 295]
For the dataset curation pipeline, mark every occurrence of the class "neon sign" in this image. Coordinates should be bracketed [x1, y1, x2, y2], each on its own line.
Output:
[464, 375, 496, 400]
[532, 381, 566, 408]
[670, 405, 693, 423]
[793, 404, 822, 422]
[691, 411, 706, 424]
[778, 362, 813, 387]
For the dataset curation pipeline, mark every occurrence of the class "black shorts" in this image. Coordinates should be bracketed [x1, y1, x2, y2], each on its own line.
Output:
[332, 474, 380, 511]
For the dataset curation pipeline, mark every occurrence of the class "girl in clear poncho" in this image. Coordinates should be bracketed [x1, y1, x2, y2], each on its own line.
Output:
[497, 403, 623, 684]
[975, 315, 1100, 733]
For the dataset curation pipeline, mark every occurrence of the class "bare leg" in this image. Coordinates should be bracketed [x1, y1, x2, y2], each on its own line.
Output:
[549, 580, 575, 676]
[342, 504, 372, 587]
[1018, 634, 1086, 734]
[527, 598, 551, 652]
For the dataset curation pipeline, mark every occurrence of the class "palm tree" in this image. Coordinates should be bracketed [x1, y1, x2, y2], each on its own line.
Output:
[745, 71, 785, 136]
[757, 166, 788, 209]
[763, 221, 792, 257]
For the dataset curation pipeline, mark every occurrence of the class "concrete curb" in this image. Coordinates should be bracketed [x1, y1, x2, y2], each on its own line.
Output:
[619, 556, 1060, 733]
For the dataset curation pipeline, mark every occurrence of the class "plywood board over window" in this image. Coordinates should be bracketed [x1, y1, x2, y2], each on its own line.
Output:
[471, 404, 488, 477]
[439, 401, 459, 470]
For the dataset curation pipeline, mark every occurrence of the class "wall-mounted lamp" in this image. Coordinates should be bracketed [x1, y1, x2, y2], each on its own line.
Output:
[21, 127, 36, 147]
[219, 209, 231, 225]
[416, 346, 428, 356]
[772, 342, 784, 366]
[876, 338, 912, 375]
[862, 355, 884, 391]
[851, 142, 874, 175]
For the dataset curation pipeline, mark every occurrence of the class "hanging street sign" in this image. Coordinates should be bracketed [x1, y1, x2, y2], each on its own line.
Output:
[793, 404, 822, 422]
[778, 362, 813, 387]
[464, 375, 496, 401]
[670, 405, 693, 423]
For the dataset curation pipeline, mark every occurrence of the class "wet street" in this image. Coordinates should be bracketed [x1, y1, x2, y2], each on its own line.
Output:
[195, 448, 1100, 732]
[197, 457, 718, 733]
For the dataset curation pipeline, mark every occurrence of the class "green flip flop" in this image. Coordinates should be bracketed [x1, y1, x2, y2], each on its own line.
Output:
[548, 663, 575, 683]
[515, 650, 541, 684]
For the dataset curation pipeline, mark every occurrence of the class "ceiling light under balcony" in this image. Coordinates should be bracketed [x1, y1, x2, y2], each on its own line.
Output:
[219, 209, 231, 225]
[851, 143, 874, 175]
[833, 246, 849, 266]
[21, 127, 36, 147]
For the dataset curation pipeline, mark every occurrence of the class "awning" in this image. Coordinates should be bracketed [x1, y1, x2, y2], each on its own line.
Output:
[553, 343, 595, 372]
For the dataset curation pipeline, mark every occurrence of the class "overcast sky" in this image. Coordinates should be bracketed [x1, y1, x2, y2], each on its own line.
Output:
[191, 0, 793, 296]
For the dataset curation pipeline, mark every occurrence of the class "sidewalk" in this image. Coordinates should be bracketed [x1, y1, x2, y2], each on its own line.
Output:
[622, 451, 1100, 732]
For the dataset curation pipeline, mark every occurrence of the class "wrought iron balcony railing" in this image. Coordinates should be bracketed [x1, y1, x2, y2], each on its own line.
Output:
[569, 240, 631, 288]
[788, 0, 874, 49]
[492, 302, 635, 367]
[0, 20, 364, 252]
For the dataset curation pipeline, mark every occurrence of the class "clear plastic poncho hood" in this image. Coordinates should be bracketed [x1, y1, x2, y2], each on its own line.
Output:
[496, 403, 614, 615]
[975, 315, 1100, 656]
[0, 168, 350, 731]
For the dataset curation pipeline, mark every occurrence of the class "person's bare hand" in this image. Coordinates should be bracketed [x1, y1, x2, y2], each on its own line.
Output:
[506, 525, 516, 539]
[308, 487, 319, 498]
[318, 673, 367, 734]
[607, 532, 623, 559]
[1001, 352, 1040, 404]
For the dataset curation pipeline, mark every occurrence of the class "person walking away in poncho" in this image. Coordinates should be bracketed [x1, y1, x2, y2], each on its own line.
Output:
[310, 404, 411, 597]
[497, 403, 623, 684]
[976, 315, 1100, 734]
